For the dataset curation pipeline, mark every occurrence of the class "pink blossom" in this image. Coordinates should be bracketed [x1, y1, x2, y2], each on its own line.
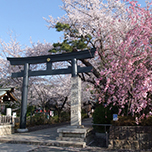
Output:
[118, 109, 122, 115]
[135, 117, 139, 125]
[149, 111, 152, 115]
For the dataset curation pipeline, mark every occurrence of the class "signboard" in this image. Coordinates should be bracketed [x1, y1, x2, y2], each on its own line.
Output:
[113, 114, 118, 121]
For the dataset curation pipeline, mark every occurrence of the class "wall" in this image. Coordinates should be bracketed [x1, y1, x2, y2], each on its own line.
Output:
[0, 124, 14, 136]
[108, 126, 152, 150]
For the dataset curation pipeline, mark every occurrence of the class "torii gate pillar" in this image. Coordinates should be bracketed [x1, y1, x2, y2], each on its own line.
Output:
[17, 63, 29, 132]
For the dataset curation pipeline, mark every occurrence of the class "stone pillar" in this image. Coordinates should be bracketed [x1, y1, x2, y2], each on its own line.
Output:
[70, 76, 81, 126]
[56, 72, 94, 147]
[6, 108, 12, 116]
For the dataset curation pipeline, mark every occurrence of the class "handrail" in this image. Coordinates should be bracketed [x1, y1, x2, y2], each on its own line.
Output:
[92, 124, 112, 126]
[82, 123, 112, 127]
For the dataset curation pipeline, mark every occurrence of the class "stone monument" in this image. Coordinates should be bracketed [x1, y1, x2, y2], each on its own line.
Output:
[70, 76, 81, 126]
[56, 76, 93, 147]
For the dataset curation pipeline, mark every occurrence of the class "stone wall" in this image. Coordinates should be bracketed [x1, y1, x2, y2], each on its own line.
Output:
[0, 124, 14, 136]
[108, 126, 152, 150]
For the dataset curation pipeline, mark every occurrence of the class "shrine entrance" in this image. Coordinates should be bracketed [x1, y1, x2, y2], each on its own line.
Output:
[7, 48, 95, 132]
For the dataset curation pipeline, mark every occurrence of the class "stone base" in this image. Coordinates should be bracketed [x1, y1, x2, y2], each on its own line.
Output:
[17, 128, 28, 133]
[56, 126, 94, 147]
[0, 125, 14, 136]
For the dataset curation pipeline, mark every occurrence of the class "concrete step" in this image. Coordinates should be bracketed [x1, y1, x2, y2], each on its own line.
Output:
[56, 136, 84, 142]
[0, 138, 86, 148]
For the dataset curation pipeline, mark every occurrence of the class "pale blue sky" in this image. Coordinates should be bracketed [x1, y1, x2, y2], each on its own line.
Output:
[0, 0, 147, 47]
[0, 0, 64, 46]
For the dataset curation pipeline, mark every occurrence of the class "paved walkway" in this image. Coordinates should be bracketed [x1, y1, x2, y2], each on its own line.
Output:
[0, 118, 92, 145]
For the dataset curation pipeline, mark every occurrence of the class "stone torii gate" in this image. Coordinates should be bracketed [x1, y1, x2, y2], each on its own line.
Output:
[7, 48, 96, 134]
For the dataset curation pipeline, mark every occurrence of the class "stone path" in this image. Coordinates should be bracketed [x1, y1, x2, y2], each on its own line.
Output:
[0, 119, 93, 146]
[0, 143, 37, 152]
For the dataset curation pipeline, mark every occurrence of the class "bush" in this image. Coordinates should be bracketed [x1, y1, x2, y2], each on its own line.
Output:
[140, 116, 152, 126]
[14, 122, 20, 130]
[26, 113, 46, 126]
[81, 109, 89, 119]
[25, 110, 71, 127]
[93, 103, 118, 124]
[60, 111, 70, 122]
[26, 105, 36, 117]
[112, 116, 136, 126]
[112, 115, 152, 126]
[50, 115, 59, 124]
[92, 103, 118, 132]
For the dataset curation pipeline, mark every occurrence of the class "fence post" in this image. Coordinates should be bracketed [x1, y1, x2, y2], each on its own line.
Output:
[106, 131, 108, 147]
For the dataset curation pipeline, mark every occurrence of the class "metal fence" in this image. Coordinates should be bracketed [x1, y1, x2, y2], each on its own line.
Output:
[92, 124, 112, 147]
[83, 122, 111, 147]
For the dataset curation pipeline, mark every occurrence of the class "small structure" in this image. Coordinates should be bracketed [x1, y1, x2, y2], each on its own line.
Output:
[0, 88, 17, 136]
[0, 88, 17, 113]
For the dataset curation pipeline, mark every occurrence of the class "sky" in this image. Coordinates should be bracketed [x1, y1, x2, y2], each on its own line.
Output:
[0, 0, 65, 46]
[0, 0, 147, 47]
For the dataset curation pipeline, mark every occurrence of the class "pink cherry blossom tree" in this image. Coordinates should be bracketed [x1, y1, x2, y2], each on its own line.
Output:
[95, 0, 152, 120]
[45, 0, 134, 83]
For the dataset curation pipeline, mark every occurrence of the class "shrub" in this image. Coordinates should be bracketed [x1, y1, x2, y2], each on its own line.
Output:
[81, 109, 89, 119]
[112, 116, 152, 126]
[140, 116, 152, 126]
[112, 116, 136, 126]
[50, 115, 59, 124]
[92, 103, 118, 132]
[60, 111, 70, 122]
[93, 103, 118, 124]
[26, 113, 45, 126]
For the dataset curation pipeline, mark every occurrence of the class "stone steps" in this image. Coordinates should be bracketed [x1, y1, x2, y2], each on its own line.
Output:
[0, 138, 86, 148]
[57, 126, 94, 146]
[56, 137, 85, 142]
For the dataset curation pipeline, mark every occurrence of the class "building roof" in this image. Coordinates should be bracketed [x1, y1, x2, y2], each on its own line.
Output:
[0, 88, 17, 102]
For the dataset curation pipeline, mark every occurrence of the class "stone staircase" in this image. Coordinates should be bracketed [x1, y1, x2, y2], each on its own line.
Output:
[56, 126, 94, 148]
